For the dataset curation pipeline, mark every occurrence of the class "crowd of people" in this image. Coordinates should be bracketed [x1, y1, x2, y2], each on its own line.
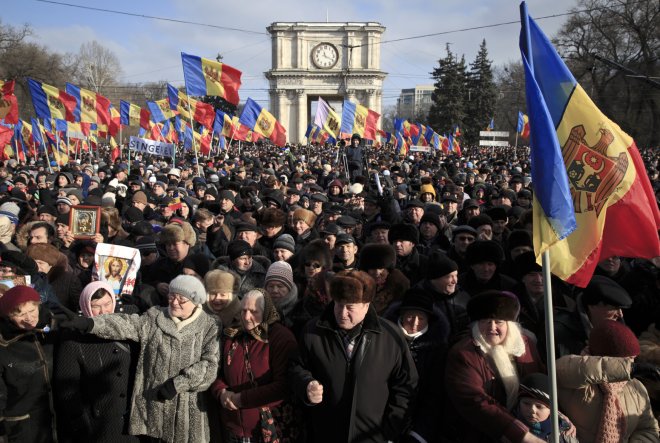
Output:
[0, 133, 658, 443]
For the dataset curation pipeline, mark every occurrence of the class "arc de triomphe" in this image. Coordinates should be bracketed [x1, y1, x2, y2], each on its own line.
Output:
[266, 22, 386, 144]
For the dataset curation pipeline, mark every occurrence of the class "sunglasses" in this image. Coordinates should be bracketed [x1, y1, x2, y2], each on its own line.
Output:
[304, 262, 322, 269]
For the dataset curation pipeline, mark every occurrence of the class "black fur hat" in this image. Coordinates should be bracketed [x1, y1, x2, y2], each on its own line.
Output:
[388, 223, 419, 245]
[466, 240, 504, 266]
[467, 290, 520, 322]
[300, 239, 333, 270]
[358, 244, 396, 271]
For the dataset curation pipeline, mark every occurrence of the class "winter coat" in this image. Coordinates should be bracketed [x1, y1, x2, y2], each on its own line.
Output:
[394, 248, 428, 286]
[444, 334, 544, 443]
[371, 268, 409, 314]
[556, 354, 659, 443]
[211, 323, 297, 439]
[0, 307, 57, 443]
[90, 306, 220, 443]
[412, 278, 471, 340]
[458, 270, 517, 298]
[53, 332, 139, 443]
[638, 324, 660, 418]
[290, 303, 419, 443]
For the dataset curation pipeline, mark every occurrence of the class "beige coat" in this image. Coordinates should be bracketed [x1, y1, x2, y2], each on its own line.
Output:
[556, 354, 659, 443]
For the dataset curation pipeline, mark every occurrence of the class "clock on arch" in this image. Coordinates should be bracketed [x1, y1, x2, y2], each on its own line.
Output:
[311, 42, 339, 69]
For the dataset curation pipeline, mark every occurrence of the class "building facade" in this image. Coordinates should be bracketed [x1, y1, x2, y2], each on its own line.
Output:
[266, 22, 386, 143]
[396, 85, 434, 120]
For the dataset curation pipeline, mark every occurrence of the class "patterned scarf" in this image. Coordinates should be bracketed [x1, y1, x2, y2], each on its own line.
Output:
[594, 381, 627, 443]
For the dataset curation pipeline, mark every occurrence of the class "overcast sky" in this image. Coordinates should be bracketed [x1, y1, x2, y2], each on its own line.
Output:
[5, 0, 579, 108]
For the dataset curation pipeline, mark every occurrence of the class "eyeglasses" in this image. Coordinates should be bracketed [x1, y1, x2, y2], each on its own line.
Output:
[168, 294, 189, 305]
[304, 262, 322, 269]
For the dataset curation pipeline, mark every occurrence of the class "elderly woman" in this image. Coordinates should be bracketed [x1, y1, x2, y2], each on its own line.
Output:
[444, 290, 545, 443]
[62, 275, 220, 443]
[211, 289, 298, 442]
[54, 281, 139, 443]
[557, 320, 659, 443]
[0, 286, 57, 443]
[204, 268, 242, 327]
[264, 261, 298, 327]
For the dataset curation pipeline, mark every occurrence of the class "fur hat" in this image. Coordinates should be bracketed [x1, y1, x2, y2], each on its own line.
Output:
[0, 285, 40, 317]
[508, 229, 533, 250]
[26, 243, 63, 268]
[388, 223, 419, 245]
[273, 234, 296, 254]
[358, 244, 396, 271]
[329, 270, 376, 304]
[227, 239, 253, 261]
[259, 208, 286, 228]
[293, 208, 317, 227]
[160, 222, 197, 246]
[204, 269, 237, 295]
[79, 281, 116, 318]
[168, 275, 207, 305]
[300, 239, 332, 270]
[182, 253, 210, 277]
[466, 240, 504, 266]
[468, 214, 493, 229]
[467, 290, 520, 322]
[399, 288, 436, 316]
[265, 261, 294, 291]
[427, 251, 458, 279]
[589, 320, 639, 357]
[420, 213, 441, 231]
[513, 251, 541, 279]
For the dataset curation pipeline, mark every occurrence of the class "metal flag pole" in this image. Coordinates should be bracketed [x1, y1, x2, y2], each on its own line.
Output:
[55, 129, 62, 171]
[520, 2, 559, 442]
[37, 119, 53, 173]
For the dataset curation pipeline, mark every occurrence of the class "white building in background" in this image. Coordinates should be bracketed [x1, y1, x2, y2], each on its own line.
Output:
[396, 85, 434, 119]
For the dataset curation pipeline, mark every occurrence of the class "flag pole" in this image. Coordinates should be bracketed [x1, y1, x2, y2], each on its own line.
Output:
[37, 119, 53, 174]
[520, 2, 559, 442]
[55, 129, 62, 171]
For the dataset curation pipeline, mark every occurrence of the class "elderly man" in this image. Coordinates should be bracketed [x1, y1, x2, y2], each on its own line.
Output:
[290, 270, 418, 443]
[444, 291, 545, 443]
[388, 223, 428, 286]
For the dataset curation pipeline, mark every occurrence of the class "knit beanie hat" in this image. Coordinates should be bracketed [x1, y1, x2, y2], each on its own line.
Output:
[427, 251, 458, 279]
[204, 269, 237, 294]
[420, 213, 441, 231]
[293, 208, 317, 227]
[358, 244, 396, 271]
[132, 191, 148, 204]
[227, 239, 253, 261]
[329, 270, 376, 304]
[467, 290, 520, 322]
[589, 320, 640, 358]
[168, 275, 207, 305]
[0, 202, 20, 225]
[26, 243, 62, 268]
[273, 234, 296, 254]
[79, 281, 116, 318]
[265, 261, 294, 291]
[420, 183, 436, 197]
[0, 285, 40, 317]
[182, 253, 210, 277]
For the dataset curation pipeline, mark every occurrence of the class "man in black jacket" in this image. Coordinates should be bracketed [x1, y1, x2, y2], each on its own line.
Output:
[290, 270, 418, 443]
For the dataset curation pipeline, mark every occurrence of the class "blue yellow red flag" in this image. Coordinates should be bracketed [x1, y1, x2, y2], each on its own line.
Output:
[314, 97, 341, 139]
[521, 2, 660, 286]
[65, 83, 111, 129]
[517, 111, 530, 139]
[239, 98, 286, 147]
[487, 118, 495, 131]
[27, 78, 77, 122]
[213, 109, 233, 137]
[181, 52, 242, 105]
[339, 100, 380, 140]
[120, 100, 151, 130]
[167, 84, 214, 128]
[147, 99, 177, 123]
[0, 80, 18, 124]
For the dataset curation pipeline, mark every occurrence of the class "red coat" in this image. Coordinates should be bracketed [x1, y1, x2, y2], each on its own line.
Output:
[211, 322, 297, 439]
[444, 333, 544, 443]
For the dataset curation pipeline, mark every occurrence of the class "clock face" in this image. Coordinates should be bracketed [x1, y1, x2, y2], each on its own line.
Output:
[312, 43, 338, 69]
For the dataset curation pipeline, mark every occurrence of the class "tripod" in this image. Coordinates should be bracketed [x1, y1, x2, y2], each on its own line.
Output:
[335, 145, 350, 181]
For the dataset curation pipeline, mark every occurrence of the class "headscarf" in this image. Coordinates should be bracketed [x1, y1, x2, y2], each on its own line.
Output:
[223, 289, 280, 342]
[79, 281, 116, 318]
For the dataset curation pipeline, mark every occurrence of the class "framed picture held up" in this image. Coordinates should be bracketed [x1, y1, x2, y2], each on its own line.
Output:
[69, 205, 101, 239]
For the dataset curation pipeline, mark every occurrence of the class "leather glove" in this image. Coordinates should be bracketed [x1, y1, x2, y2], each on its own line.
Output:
[156, 378, 177, 401]
[248, 192, 263, 212]
[60, 316, 94, 334]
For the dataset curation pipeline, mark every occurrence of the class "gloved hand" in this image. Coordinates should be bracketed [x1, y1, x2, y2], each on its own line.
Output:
[59, 316, 94, 334]
[156, 378, 177, 401]
[632, 361, 660, 381]
[248, 192, 263, 212]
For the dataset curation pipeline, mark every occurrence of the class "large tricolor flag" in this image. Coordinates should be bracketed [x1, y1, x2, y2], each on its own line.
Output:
[239, 98, 286, 147]
[148, 99, 177, 123]
[181, 52, 242, 105]
[517, 111, 530, 139]
[65, 83, 111, 129]
[167, 84, 214, 129]
[314, 97, 341, 139]
[120, 101, 151, 130]
[213, 109, 233, 137]
[27, 78, 77, 122]
[340, 100, 380, 141]
[521, 3, 660, 287]
[0, 80, 18, 124]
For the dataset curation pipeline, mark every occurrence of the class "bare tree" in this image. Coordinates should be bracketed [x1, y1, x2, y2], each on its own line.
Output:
[75, 40, 122, 92]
